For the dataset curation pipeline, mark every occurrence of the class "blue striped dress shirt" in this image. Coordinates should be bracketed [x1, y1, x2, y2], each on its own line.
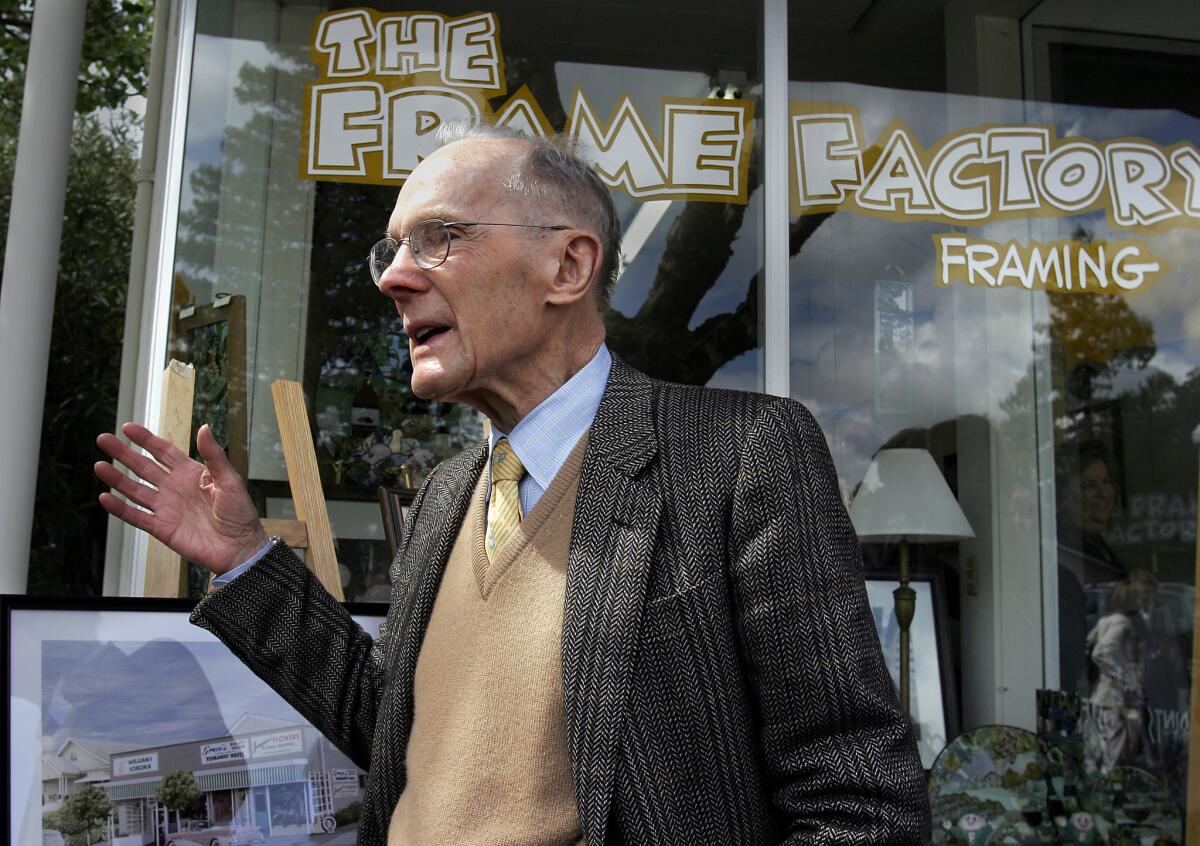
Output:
[488, 343, 611, 516]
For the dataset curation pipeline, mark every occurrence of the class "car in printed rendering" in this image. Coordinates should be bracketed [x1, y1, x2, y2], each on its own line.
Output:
[165, 820, 265, 846]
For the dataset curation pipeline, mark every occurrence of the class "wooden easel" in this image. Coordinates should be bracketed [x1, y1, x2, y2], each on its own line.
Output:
[263, 379, 343, 600]
[143, 361, 196, 597]
[143, 362, 344, 601]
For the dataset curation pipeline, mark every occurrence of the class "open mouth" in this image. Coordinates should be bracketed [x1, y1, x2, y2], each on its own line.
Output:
[412, 325, 450, 344]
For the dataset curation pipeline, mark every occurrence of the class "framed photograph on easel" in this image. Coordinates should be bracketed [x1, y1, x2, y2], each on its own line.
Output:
[169, 294, 248, 478]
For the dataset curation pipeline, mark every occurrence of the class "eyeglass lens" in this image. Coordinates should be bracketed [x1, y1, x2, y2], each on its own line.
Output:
[369, 220, 451, 281]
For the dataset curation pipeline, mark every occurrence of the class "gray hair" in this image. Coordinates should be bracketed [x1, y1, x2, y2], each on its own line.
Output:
[435, 120, 621, 307]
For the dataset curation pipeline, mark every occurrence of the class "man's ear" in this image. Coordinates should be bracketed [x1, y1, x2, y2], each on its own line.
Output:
[546, 231, 603, 305]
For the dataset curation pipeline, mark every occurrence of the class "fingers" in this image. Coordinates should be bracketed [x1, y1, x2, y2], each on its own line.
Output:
[119, 422, 191, 471]
[98, 491, 158, 535]
[96, 432, 169, 487]
[195, 424, 242, 486]
[94, 460, 158, 511]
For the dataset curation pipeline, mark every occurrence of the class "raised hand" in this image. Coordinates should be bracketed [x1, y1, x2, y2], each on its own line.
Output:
[95, 422, 267, 574]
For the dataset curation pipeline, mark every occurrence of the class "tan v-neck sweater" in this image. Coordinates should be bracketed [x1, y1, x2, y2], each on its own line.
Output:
[388, 434, 589, 846]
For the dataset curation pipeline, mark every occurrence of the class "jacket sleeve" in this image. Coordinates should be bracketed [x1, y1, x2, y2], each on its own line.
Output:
[728, 399, 930, 844]
[188, 468, 439, 770]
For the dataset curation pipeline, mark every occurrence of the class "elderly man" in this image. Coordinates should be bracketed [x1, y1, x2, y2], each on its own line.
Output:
[96, 125, 928, 845]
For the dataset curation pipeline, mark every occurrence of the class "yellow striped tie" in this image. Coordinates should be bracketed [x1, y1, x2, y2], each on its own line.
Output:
[485, 437, 525, 562]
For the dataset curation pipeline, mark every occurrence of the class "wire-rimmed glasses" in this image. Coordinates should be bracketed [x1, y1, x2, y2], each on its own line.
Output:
[368, 219, 569, 283]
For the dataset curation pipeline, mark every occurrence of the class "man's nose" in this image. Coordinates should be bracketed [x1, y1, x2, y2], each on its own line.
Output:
[376, 242, 428, 296]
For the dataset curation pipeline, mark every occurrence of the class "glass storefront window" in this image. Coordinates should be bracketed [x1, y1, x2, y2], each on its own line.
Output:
[169, 0, 764, 601]
[788, 0, 1197, 838]
[149, 0, 1199, 837]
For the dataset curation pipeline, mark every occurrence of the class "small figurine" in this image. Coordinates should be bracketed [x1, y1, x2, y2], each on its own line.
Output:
[942, 812, 995, 845]
[1054, 811, 1103, 845]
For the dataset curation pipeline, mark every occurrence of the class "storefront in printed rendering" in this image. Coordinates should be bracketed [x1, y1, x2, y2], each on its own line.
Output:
[92, 0, 1199, 841]
[103, 718, 362, 841]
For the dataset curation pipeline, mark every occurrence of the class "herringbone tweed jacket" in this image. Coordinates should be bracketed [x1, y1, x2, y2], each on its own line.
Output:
[192, 356, 930, 845]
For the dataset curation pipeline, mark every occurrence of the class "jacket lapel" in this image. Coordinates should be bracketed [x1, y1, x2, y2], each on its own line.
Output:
[365, 442, 486, 842]
[563, 356, 660, 845]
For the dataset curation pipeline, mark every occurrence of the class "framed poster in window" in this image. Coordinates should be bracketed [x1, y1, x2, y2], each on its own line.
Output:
[3, 596, 385, 846]
[168, 294, 249, 478]
[865, 569, 959, 768]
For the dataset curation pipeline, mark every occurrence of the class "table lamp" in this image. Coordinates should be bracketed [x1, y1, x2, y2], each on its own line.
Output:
[848, 448, 974, 716]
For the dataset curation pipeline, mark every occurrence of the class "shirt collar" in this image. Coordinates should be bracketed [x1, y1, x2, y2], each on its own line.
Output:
[488, 344, 612, 490]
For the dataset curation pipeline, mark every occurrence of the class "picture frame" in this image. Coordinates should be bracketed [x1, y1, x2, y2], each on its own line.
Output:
[865, 568, 959, 768]
[376, 485, 414, 557]
[254, 488, 404, 604]
[168, 294, 249, 478]
[4, 595, 385, 846]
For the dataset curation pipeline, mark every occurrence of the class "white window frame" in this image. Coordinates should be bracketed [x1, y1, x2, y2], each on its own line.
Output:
[762, 0, 790, 397]
[116, 0, 198, 596]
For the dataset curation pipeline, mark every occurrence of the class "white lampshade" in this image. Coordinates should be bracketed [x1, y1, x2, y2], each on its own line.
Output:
[849, 448, 975, 543]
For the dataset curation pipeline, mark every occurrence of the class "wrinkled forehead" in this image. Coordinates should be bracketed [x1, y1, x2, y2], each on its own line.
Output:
[388, 139, 530, 234]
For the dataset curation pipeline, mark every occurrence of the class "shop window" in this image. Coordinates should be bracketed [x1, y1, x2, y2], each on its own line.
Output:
[789, 0, 1196, 839]
[267, 782, 308, 832]
[170, 0, 763, 600]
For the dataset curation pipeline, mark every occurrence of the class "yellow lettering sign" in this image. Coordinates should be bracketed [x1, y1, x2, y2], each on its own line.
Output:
[300, 8, 753, 202]
[934, 234, 1167, 294]
[791, 102, 1200, 234]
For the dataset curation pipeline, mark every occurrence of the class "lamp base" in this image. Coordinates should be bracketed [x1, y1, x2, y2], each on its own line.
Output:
[894, 540, 915, 716]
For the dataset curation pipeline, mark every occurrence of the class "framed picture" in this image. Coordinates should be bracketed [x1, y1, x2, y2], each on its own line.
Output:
[168, 295, 249, 478]
[257, 491, 405, 604]
[4, 596, 385, 846]
[377, 486, 413, 558]
[865, 569, 959, 768]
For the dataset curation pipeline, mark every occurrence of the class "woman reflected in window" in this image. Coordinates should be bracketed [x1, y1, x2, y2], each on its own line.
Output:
[1057, 440, 1128, 696]
[1059, 440, 1126, 584]
[1083, 574, 1155, 772]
